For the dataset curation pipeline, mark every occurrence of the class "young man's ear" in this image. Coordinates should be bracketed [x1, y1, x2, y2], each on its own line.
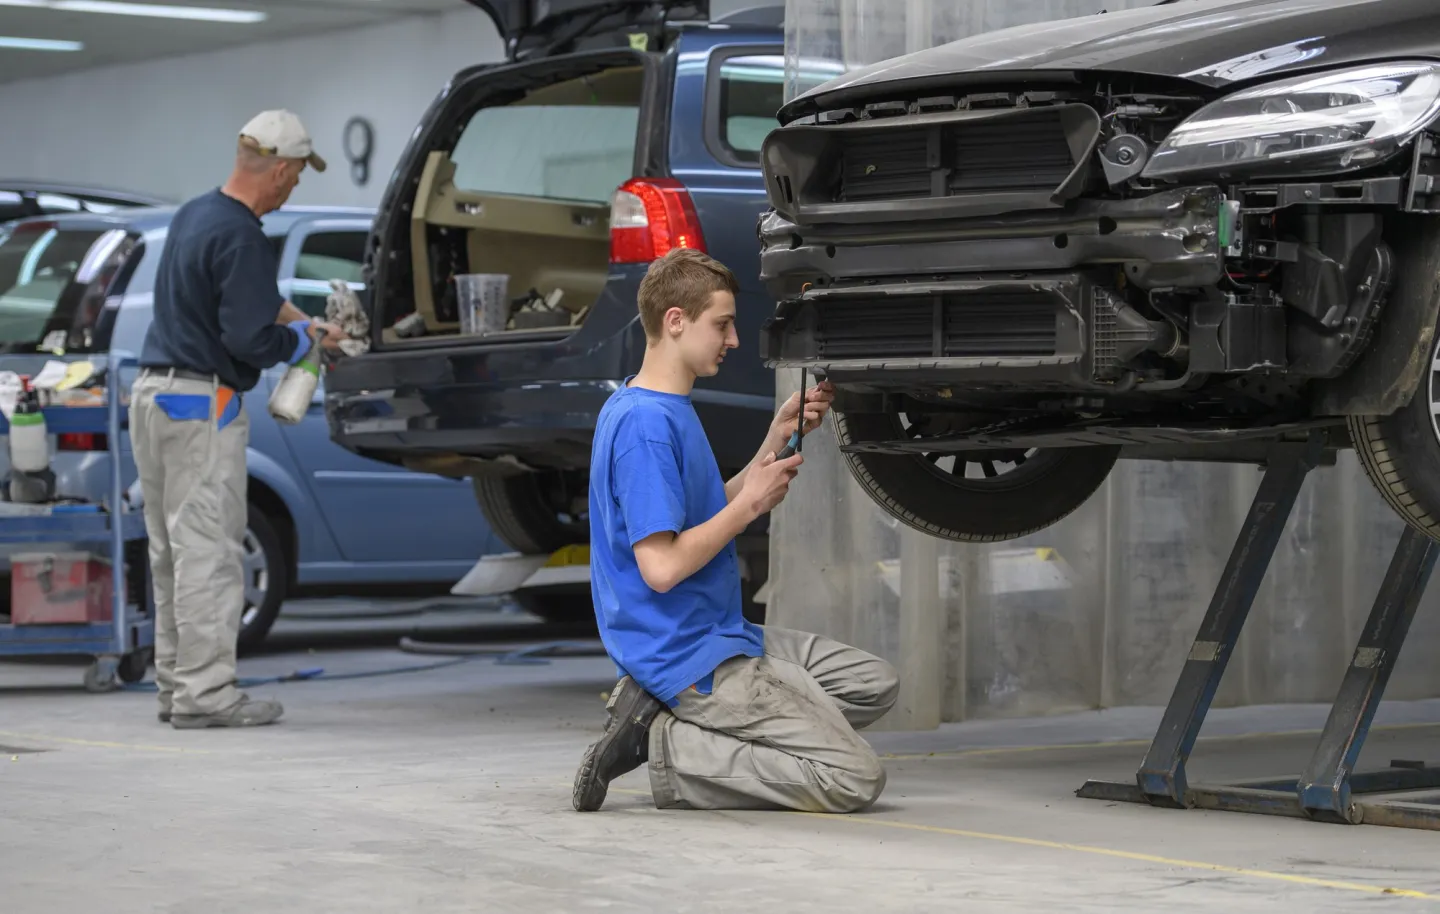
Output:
[664, 306, 688, 336]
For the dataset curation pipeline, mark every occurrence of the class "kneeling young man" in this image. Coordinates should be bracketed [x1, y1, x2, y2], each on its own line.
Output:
[573, 248, 899, 814]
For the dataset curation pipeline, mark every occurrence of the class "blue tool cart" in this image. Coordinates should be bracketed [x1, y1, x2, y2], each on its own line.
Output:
[0, 351, 153, 692]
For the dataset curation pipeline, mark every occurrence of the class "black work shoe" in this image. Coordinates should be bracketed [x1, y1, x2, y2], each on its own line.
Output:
[572, 676, 662, 812]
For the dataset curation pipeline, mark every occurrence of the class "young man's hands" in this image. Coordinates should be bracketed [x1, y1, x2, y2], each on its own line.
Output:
[737, 450, 804, 519]
[724, 381, 834, 506]
[636, 449, 802, 593]
[770, 380, 836, 443]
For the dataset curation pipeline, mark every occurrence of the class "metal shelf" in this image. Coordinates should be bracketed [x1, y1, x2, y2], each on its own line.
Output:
[0, 351, 155, 691]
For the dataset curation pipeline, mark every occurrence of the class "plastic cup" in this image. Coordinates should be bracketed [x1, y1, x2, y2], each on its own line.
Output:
[454, 273, 510, 336]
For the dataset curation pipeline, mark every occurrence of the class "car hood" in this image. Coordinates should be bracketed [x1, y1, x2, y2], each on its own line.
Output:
[778, 0, 1440, 121]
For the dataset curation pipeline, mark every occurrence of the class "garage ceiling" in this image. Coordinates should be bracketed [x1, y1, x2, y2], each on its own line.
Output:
[0, 0, 465, 85]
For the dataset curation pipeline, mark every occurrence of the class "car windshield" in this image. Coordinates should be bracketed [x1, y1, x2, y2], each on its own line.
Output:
[0, 222, 128, 353]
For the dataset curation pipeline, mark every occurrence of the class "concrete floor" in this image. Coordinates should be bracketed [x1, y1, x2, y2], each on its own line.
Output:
[4, 599, 1440, 912]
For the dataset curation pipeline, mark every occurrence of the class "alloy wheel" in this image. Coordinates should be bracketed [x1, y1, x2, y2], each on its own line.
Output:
[897, 412, 1067, 492]
[240, 526, 270, 630]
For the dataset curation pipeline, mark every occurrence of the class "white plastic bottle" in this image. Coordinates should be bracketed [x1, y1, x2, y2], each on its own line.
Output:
[9, 381, 51, 503]
[268, 343, 321, 425]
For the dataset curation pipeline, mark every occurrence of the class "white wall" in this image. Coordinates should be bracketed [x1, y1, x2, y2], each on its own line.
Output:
[0, 1, 765, 208]
[0, 9, 505, 207]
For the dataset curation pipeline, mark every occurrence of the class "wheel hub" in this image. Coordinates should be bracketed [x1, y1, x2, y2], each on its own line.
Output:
[241, 527, 269, 629]
[898, 412, 1063, 489]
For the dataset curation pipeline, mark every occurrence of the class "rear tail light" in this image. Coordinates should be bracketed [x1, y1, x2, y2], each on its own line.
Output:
[609, 178, 707, 264]
[57, 433, 108, 451]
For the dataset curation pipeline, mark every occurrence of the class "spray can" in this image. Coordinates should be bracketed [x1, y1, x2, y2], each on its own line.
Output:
[268, 342, 322, 425]
[9, 378, 53, 503]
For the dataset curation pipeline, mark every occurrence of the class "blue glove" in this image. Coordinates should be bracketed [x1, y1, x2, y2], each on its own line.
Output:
[287, 320, 314, 365]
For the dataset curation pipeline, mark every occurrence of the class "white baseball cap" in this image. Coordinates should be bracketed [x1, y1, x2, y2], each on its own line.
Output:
[238, 109, 327, 172]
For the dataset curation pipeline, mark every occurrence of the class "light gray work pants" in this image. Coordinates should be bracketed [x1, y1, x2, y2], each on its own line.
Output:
[648, 626, 900, 814]
[129, 369, 249, 717]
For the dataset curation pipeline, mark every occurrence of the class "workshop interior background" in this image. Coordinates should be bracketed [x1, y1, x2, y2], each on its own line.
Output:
[5, 0, 1436, 728]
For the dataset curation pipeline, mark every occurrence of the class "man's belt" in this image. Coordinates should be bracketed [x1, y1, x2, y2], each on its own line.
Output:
[141, 365, 222, 384]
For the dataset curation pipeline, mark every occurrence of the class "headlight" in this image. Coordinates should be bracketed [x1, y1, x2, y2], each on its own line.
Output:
[1142, 62, 1440, 180]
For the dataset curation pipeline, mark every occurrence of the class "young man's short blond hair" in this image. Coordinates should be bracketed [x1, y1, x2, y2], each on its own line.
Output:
[636, 248, 739, 341]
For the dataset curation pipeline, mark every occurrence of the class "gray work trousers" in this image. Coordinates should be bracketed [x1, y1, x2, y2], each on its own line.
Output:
[129, 369, 249, 717]
[648, 626, 900, 814]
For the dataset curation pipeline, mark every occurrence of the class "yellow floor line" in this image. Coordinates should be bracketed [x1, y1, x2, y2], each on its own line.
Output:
[799, 813, 1436, 899]
[0, 729, 212, 755]
[881, 721, 1440, 761]
[601, 786, 1432, 899]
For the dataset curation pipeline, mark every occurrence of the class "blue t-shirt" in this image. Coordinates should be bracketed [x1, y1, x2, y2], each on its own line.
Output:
[588, 378, 764, 704]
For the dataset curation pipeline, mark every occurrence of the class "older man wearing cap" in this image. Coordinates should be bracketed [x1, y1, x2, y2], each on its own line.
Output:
[131, 109, 346, 729]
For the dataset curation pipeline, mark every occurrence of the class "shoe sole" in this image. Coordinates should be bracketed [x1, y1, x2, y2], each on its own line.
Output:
[171, 712, 282, 730]
[572, 742, 606, 812]
[572, 679, 656, 812]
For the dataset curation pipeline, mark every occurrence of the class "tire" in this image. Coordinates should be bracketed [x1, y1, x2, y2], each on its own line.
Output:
[512, 583, 597, 631]
[1349, 330, 1440, 541]
[237, 505, 287, 655]
[1347, 216, 1440, 542]
[472, 472, 588, 555]
[835, 410, 1120, 543]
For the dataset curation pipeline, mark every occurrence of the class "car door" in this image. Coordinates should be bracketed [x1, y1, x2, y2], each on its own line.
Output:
[268, 217, 493, 566]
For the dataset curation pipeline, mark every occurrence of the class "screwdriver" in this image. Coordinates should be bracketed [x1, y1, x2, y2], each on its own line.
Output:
[776, 366, 807, 460]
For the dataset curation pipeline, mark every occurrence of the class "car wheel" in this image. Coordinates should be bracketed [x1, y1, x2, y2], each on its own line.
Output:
[1349, 326, 1440, 542]
[237, 505, 287, 655]
[473, 471, 589, 555]
[834, 409, 1120, 543]
[511, 583, 597, 631]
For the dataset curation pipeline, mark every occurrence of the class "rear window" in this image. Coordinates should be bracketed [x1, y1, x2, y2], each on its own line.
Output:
[0, 223, 135, 354]
[449, 69, 641, 204]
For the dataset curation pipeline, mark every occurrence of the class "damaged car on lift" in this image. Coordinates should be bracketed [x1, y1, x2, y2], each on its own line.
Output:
[757, 0, 1440, 542]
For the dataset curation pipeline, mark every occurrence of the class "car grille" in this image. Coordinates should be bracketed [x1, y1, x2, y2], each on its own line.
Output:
[838, 108, 1078, 203]
[814, 291, 1059, 360]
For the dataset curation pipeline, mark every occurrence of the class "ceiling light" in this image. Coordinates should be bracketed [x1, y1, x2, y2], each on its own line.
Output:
[0, 0, 266, 23]
[0, 35, 83, 51]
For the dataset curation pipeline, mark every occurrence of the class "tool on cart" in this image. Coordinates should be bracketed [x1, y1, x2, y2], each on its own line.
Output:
[8, 377, 53, 504]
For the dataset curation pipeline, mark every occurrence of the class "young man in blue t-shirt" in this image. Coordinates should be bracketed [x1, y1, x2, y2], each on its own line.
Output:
[573, 248, 899, 814]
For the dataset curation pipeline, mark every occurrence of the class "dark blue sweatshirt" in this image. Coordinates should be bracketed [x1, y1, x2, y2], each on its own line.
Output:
[139, 188, 300, 392]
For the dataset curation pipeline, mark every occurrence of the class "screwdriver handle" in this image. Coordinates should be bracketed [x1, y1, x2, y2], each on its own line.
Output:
[775, 428, 801, 461]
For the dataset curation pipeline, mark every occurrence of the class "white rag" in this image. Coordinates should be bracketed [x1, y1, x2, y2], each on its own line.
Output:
[324, 279, 372, 357]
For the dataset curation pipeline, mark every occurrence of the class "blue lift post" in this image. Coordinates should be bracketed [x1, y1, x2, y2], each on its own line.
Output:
[0, 351, 154, 692]
[1077, 429, 1440, 830]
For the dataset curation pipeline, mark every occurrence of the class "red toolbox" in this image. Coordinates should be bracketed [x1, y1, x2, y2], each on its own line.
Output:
[11, 552, 116, 625]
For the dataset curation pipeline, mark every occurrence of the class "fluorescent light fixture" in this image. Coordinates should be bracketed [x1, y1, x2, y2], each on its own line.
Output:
[0, 0, 266, 23]
[0, 34, 82, 50]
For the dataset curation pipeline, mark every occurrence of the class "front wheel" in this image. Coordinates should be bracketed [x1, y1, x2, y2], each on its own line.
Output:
[237, 506, 287, 655]
[1348, 217, 1440, 542]
[835, 410, 1120, 543]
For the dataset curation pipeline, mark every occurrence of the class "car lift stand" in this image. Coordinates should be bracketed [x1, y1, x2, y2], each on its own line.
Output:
[1077, 430, 1440, 830]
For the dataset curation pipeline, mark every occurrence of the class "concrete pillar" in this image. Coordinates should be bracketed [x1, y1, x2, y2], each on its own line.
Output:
[890, 527, 944, 729]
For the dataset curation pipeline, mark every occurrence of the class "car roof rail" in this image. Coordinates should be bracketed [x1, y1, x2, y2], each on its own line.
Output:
[712, 4, 784, 28]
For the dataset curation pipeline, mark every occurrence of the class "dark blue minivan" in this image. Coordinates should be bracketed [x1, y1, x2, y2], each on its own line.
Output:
[326, 1, 838, 616]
